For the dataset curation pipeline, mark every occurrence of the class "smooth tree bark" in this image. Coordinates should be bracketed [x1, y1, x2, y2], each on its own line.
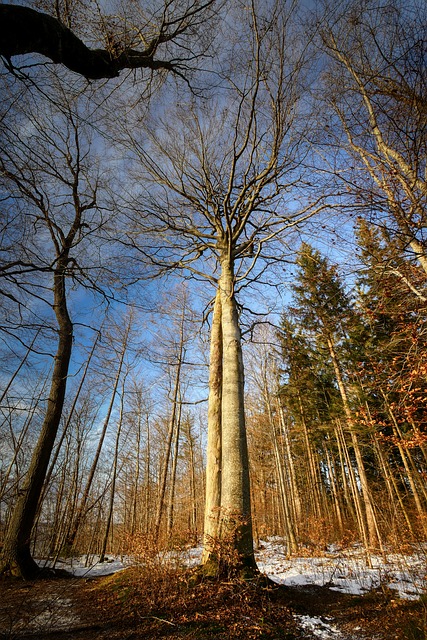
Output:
[121, 0, 324, 575]
[202, 290, 223, 563]
[216, 257, 256, 573]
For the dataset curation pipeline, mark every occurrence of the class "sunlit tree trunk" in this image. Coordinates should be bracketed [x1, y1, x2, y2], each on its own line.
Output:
[335, 419, 372, 564]
[324, 443, 344, 533]
[216, 258, 256, 574]
[263, 382, 297, 553]
[297, 393, 323, 520]
[144, 413, 152, 536]
[184, 417, 199, 540]
[277, 400, 301, 527]
[372, 433, 414, 537]
[202, 289, 223, 563]
[131, 404, 142, 537]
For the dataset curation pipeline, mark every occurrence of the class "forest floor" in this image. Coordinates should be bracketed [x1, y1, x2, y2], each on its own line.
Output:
[0, 566, 425, 640]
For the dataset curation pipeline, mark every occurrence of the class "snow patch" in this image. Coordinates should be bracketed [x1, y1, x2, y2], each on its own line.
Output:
[38, 540, 426, 601]
[296, 614, 346, 638]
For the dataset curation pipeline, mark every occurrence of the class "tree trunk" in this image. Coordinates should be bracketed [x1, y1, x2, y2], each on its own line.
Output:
[327, 336, 381, 550]
[154, 308, 185, 544]
[42, 330, 100, 505]
[130, 407, 142, 537]
[100, 375, 126, 562]
[0, 266, 73, 578]
[264, 385, 297, 553]
[166, 395, 182, 538]
[216, 258, 256, 575]
[202, 289, 223, 564]
[64, 328, 128, 552]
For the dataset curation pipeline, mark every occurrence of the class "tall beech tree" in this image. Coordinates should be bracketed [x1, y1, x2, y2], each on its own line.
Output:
[120, 0, 324, 575]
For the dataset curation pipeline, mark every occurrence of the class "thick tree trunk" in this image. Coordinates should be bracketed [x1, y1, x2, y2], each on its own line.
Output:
[216, 258, 256, 575]
[0, 268, 73, 578]
[0, 4, 180, 80]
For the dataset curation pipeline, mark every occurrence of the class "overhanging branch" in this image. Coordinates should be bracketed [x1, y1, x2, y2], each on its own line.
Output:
[0, 4, 202, 80]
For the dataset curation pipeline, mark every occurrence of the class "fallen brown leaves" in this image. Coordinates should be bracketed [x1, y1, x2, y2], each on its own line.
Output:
[0, 566, 425, 639]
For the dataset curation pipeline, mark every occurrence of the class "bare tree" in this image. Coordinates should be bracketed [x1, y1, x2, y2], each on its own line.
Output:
[0, 79, 113, 577]
[317, 0, 427, 273]
[0, 1, 219, 81]
[119, 0, 325, 576]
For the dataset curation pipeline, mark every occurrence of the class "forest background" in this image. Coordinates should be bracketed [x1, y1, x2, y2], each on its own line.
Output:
[0, 0, 426, 581]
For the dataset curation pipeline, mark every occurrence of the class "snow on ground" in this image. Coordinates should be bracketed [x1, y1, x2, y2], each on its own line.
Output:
[295, 614, 350, 639]
[42, 538, 426, 601]
[36, 541, 426, 640]
[255, 539, 427, 601]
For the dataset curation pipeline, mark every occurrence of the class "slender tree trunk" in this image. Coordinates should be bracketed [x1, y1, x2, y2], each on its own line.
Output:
[0, 330, 41, 407]
[154, 309, 185, 544]
[334, 423, 354, 523]
[297, 393, 323, 520]
[373, 433, 414, 537]
[335, 420, 372, 565]
[166, 395, 182, 538]
[64, 328, 128, 552]
[100, 376, 126, 563]
[383, 398, 427, 535]
[0, 266, 73, 578]
[202, 289, 223, 564]
[131, 409, 142, 537]
[42, 330, 100, 504]
[324, 443, 344, 533]
[277, 400, 302, 525]
[263, 385, 297, 553]
[0, 384, 48, 505]
[144, 414, 151, 535]
[327, 336, 381, 550]
[185, 418, 198, 541]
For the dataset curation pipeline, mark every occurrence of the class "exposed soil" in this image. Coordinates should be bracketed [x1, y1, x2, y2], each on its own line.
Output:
[0, 568, 425, 639]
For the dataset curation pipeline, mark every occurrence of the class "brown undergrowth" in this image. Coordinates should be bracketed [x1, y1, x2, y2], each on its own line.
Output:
[0, 562, 426, 639]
